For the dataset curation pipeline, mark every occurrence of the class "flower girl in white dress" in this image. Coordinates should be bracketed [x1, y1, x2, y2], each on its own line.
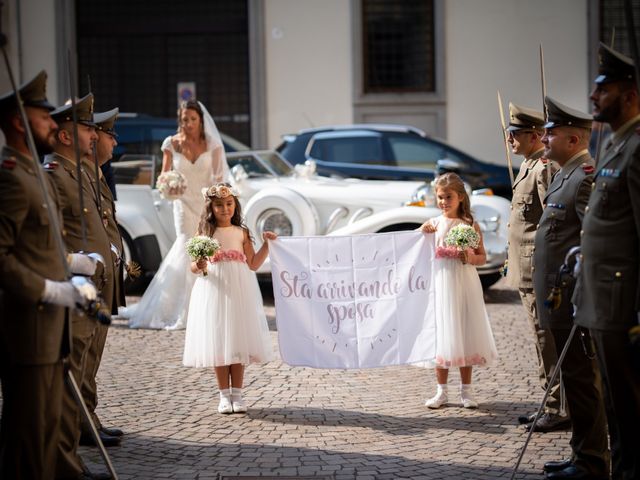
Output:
[420, 173, 498, 409]
[183, 183, 276, 414]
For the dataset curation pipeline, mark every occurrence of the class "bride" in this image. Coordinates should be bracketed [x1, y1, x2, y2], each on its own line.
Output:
[122, 100, 229, 329]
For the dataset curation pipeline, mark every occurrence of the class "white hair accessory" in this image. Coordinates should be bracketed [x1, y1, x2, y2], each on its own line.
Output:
[203, 184, 239, 199]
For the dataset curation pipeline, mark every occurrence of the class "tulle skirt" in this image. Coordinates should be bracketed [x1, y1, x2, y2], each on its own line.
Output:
[182, 257, 274, 368]
[120, 233, 195, 330]
[429, 258, 498, 368]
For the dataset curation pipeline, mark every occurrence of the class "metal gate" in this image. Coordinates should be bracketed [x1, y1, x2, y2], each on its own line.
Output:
[76, 0, 251, 145]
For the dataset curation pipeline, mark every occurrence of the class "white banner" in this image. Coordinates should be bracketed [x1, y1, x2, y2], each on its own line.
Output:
[269, 231, 436, 369]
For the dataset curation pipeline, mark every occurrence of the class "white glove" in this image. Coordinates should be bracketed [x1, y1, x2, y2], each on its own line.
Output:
[67, 253, 98, 276]
[42, 279, 85, 308]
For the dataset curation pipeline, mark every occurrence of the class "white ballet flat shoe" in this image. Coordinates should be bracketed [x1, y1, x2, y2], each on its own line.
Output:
[460, 392, 478, 409]
[218, 397, 233, 414]
[232, 399, 247, 413]
[425, 390, 448, 409]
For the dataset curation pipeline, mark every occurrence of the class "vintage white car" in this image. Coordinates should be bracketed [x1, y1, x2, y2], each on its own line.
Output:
[115, 151, 509, 291]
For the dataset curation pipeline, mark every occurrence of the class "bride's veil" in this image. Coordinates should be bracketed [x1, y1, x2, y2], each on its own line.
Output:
[198, 101, 230, 182]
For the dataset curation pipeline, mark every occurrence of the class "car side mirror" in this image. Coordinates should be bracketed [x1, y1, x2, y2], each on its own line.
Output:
[436, 158, 466, 174]
[231, 164, 249, 184]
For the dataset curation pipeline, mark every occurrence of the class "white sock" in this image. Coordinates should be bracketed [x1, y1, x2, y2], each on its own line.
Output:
[231, 387, 243, 402]
[460, 383, 472, 394]
[437, 384, 448, 394]
[219, 388, 231, 400]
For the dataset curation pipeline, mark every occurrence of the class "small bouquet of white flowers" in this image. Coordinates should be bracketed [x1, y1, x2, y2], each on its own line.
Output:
[444, 224, 480, 250]
[156, 171, 187, 200]
[185, 235, 221, 276]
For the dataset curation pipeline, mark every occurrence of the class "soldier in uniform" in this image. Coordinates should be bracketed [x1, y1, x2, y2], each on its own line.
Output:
[79, 107, 125, 445]
[44, 93, 115, 479]
[575, 43, 640, 480]
[0, 71, 92, 479]
[504, 103, 568, 431]
[533, 97, 609, 480]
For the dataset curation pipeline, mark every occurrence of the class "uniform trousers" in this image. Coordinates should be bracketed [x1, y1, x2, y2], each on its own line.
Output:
[590, 329, 640, 480]
[0, 360, 64, 480]
[551, 327, 609, 478]
[55, 313, 97, 479]
[81, 322, 108, 431]
[520, 288, 565, 414]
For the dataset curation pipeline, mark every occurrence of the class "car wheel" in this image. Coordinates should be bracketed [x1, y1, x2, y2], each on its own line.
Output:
[119, 227, 151, 295]
[480, 272, 501, 290]
[244, 188, 320, 237]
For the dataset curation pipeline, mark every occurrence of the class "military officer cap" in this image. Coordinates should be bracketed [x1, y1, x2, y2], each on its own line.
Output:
[0, 70, 56, 113]
[506, 103, 545, 132]
[94, 108, 119, 137]
[543, 96, 593, 130]
[51, 93, 96, 127]
[595, 42, 636, 85]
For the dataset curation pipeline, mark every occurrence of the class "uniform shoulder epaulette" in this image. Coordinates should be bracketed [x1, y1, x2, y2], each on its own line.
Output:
[44, 160, 59, 171]
[582, 163, 595, 174]
[1, 156, 17, 170]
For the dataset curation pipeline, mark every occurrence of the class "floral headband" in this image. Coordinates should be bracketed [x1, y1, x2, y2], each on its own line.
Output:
[201, 184, 239, 200]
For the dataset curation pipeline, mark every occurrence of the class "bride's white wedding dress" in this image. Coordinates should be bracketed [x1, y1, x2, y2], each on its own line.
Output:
[121, 103, 229, 329]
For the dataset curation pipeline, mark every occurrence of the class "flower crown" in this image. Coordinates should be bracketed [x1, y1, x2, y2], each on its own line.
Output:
[201, 184, 239, 200]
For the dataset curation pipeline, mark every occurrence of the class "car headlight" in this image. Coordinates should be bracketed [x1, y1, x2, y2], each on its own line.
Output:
[472, 204, 500, 233]
[256, 208, 293, 237]
[407, 183, 436, 208]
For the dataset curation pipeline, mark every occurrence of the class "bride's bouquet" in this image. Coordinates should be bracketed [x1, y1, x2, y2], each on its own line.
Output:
[185, 236, 221, 277]
[156, 171, 187, 200]
[437, 224, 480, 260]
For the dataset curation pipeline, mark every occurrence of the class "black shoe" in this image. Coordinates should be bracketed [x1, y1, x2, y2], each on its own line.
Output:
[545, 464, 594, 479]
[79, 430, 121, 447]
[525, 413, 571, 432]
[100, 426, 124, 437]
[518, 413, 536, 424]
[544, 459, 573, 472]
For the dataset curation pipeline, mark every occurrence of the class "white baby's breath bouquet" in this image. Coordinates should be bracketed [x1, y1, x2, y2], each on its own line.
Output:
[156, 171, 187, 200]
[444, 224, 480, 250]
[185, 236, 221, 276]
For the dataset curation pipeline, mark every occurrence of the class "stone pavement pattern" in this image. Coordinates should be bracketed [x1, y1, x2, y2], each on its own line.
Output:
[78, 278, 572, 479]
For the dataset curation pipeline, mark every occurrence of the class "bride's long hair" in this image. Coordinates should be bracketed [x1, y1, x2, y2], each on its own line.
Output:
[433, 173, 474, 225]
[198, 183, 252, 241]
[177, 100, 206, 142]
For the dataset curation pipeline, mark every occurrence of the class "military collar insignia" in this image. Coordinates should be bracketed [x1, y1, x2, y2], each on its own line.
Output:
[1, 157, 17, 170]
[581, 163, 595, 174]
[44, 160, 59, 171]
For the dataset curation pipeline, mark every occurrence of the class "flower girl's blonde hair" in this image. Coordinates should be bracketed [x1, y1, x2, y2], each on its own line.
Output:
[433, 173, 474, 225]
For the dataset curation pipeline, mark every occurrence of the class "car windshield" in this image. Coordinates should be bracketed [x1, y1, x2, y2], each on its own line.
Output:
[227, 151, 294, 178]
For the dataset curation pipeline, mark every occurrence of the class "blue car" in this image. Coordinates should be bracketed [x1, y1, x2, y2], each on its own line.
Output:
[276, 124, 514, 199]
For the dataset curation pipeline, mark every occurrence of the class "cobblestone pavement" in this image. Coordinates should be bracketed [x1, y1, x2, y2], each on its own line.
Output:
[78, 278, 571, 479]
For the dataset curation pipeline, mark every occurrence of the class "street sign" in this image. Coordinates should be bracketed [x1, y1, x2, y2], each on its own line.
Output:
[177, 82, 196, 106]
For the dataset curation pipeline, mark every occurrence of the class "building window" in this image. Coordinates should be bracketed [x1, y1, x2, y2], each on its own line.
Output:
[599, 0, 640, 56]
[362, 0, 435, 93]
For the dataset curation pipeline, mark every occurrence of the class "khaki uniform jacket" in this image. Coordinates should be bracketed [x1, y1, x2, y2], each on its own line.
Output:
[0, 147, 70, 364]
[43, 153, 114, 312]
[506, 149, 557, 289]
[533, 152, 594, 329]
[575, 119, 640, 332]
[82, 158, 126, 312]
